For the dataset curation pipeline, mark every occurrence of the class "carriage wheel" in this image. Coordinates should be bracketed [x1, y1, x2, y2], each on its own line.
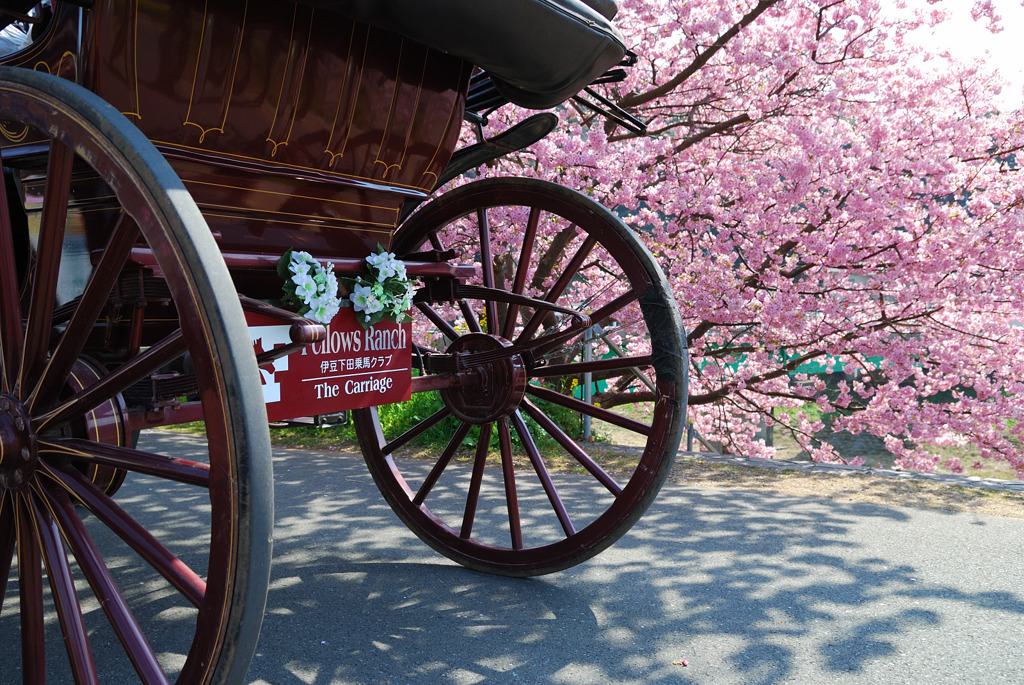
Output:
[0, 68, 272, 682]
[353, 178, 687, 576]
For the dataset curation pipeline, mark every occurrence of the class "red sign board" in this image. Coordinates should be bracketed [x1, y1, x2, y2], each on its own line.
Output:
[247, 307, 412, 421]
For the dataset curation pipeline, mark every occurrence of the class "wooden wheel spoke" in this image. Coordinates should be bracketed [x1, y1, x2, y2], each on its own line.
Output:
[382, 405, 452, 454]
[427, 231, 446, 252]
[510, 411, 575, 536]
[526, 289, 642, 367]
[0, 494, 15, 615]
[520, 398, 623, 496]
[46, 482, 170, 684]
[512, 323, 590, 362]
[517, 234, 597, 344]
[533, 354, 654, 379]
[415, 302, 460, 342]
[500, 206, 541, 339]
[457, 299, 483, 334]
[586, 288, 639, 328]
[476, 208, 499, 334]
[511, 208, 541, 295]
[29, 213, 142, 410]
[16, 493, 46, 681]
[42, 438, 211, 487]
[0, 153, 24, 393]
[25, 489, 101, 683]
[36, 330, 186, 432]
[526, 383, 651, 437]
[477, 209, 493, 289]
[497, 418, 523, 550]
[414, 422, 471, 506]
[19, 141, 75, 396]
[460, 422, 491, 540]
[42, 462, 207, 607]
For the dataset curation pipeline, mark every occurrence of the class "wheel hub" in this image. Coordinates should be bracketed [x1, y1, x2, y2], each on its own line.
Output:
[0, 394, 37, 491]
[441, 334, 528, 424]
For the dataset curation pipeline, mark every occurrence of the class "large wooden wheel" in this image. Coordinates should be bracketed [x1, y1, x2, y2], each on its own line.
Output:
[353, 178, 687, 576]
[0, 68, 273, 683]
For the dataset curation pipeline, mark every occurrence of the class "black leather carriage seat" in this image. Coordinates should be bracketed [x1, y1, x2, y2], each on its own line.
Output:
[300, 0, 627, 110]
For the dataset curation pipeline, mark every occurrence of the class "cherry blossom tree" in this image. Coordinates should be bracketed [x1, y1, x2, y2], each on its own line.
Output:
[468, 0, 1024, 477]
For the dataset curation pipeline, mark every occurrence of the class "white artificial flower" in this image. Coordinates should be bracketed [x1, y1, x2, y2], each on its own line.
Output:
[291, 274, 319, 304]
[324, 268, 338, 296]
[308, 294, 341, 324]
[320, 249, 415, 326]
[351, 283, 383, 314]
[392, 259, 407, 281]
[290, 252, 315, 275]
[280, 251, 343, 324]
[365, 295, 384, 314]
[367, 250, 402, 282]
[365, 250, 392, 270]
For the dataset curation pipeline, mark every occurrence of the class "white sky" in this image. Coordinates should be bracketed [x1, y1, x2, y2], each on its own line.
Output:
[906, 0, 1024, 109]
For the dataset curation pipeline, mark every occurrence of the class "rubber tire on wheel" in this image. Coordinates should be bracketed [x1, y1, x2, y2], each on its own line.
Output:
[353, 177, 687, 577]
[0, 68, 272, 683]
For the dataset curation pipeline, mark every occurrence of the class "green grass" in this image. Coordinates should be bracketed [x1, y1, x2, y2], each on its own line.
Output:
[161, 387, 601, 461]
[373, 389, 594, 458]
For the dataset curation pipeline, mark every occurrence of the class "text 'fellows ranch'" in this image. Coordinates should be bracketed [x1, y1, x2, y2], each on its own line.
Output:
[247, 308, 412, 421]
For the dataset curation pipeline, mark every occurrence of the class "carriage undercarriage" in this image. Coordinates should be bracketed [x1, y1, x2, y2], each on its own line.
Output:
[0, 0, 687, 680]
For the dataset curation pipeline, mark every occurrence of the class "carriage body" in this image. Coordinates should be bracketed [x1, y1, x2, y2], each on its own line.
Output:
[3, 0, 476, 421]
[7, 0, 469, 260]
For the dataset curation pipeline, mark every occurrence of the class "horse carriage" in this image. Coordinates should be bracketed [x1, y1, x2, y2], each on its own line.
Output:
[0, 0, 687, 680]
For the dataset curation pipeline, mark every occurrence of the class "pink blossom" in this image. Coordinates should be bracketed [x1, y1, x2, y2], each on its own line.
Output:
[458, 0, 1024, 480]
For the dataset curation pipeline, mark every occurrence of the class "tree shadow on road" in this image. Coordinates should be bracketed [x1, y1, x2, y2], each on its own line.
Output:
[245, 447, 1024, 685]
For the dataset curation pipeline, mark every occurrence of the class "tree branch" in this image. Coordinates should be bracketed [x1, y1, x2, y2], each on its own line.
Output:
[619, 0, 785, 110]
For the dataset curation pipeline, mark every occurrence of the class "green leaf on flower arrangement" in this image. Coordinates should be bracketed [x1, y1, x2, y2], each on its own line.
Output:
[277, 248, 294, 279]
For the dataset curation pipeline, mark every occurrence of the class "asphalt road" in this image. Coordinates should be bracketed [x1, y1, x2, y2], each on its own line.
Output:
[245, 439, 1024, 685]
[4, 433, 1022, 684]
